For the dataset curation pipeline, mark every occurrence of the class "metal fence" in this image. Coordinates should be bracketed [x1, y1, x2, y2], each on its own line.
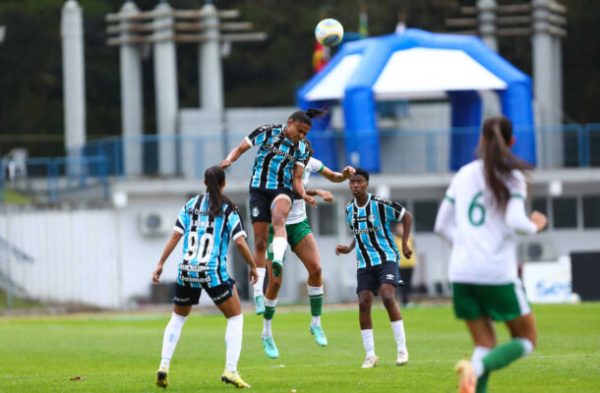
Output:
[1, 124, 600, 204]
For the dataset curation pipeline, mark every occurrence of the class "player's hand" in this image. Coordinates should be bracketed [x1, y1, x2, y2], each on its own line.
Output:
[342, 166, 356, 179]
[152, 265, 163, 284]
[402, 242, 413, 259]
[220, 159, 232, 169]
[319, 190, 334, 202]
[304, 194, 317, 208]
[248, 267, 259, 285]
[335, 244, 351, 255]
[530, 211, 548, 232]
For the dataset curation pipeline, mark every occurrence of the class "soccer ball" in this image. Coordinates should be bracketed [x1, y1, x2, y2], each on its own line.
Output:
[315, 18, 344, 47]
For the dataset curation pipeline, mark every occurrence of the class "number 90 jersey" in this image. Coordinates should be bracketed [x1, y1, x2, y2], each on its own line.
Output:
[444, 160, 528, 284]
[174, 194, 246, 288]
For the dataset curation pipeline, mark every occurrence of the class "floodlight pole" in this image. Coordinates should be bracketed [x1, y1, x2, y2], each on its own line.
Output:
[61, 0, 86, 163]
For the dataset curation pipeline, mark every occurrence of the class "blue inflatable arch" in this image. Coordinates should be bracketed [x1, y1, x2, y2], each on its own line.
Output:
[297, 29, 535, 172]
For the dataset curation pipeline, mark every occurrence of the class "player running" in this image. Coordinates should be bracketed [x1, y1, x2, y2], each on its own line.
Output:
[151, 166, 259, 389]
[335, 168, 412, 368]
[261, 154, 355, 359]
[434, 116, 547, 393]
[221, 109, 323, 315]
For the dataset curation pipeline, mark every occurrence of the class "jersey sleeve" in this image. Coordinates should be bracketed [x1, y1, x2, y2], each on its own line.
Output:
[244, 124, 275, 147]
[508, 170, 528, 200]
[384, 200, 406, 223]
[227, 207, 247, 241]
[174, 204, 188, 234]
[505, 171, 537, 234]
[306, 157, 324, 174]
[345, 204, 353, 231]
[295, 141, 311, 167]
[444, 175, 458, 205]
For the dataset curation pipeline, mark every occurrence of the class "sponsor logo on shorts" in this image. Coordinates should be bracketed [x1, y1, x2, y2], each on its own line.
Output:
[212, 290, 230, 302]
[174, 296, 190, 302]
[385, 273, 395, 281]
[252, 207, 260, 217]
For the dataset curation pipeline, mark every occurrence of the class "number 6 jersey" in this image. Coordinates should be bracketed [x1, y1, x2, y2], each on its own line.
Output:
[440, 160, 537, 284]
[174, 194, 247, 288]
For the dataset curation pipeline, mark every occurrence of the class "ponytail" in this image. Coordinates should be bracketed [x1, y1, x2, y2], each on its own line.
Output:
[479, 116, 531, 211]
[204, 165, 234, 219]
[288, 108, 328, 126]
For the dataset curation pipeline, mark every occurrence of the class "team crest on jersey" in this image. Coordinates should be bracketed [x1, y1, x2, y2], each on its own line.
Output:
[252, 207, 260, 217]
[368, 214, 376, 223]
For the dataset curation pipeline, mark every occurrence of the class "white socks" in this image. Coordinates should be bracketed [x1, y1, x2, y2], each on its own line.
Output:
[518, 338, 534, 356]
[471, 346, 491, 378]
[253, 267, 266, 297]
[361, 329, 375, 357]
[160, 312, 188, 370]
[390, 320, 407, 353]
[272, 237, 287, 263]
[225, 314, 244, 373]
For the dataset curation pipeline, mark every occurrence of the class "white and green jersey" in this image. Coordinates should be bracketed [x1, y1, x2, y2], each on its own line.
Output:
[442, 160, 536, 284]
[287, 157, 324, 225]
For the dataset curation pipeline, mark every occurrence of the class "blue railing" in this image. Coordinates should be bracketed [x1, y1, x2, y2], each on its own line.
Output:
[2, 124, 599, 204]
[0, 155, 109, 204]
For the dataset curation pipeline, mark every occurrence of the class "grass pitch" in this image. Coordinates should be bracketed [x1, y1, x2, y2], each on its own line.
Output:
[1, 303, 599, 392]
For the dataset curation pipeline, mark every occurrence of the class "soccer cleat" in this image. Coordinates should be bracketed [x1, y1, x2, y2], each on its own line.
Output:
[155, 367, 168, 388]
[261, 336, 280, 359]
[361, 355, 379, 369]
[396, 350, 409, 366]
[271, 260, 283, 278]
[254, 295, 265, 315]
[455, 359, 476, 393]
[309, 325, 328, 347]
[221, 370, 251, 388]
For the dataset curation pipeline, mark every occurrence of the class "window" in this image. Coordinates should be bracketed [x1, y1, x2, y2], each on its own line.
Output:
[531, 198, 548, 217]
[317, 203, 338, 235]
[413, 200, 439, 232]
[583, 196, 600, 228]
[552, 197, 578, 229]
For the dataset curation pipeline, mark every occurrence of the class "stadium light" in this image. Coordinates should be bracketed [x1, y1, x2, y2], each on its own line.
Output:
[0, 26, 6, 43]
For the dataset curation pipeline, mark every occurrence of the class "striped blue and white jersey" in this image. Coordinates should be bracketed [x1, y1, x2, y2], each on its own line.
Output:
[244, 124, 310, 190]
[174, 194, 246, 288]
[345, 194, 406, 269]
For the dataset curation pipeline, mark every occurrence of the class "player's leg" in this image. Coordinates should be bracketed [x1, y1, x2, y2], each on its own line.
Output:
[269, 193, 292, 277]
[377, 262, 409, 365]
[290, 226, 327, 346]
[251, 221, 269, 314]
[156, 285, 198, 388]
[249, 190, 273, 314]
[358, 288, 378, 368]
[214, 283, 251, 388]
[452, 283, 498, 393]
[473, 283, 535, 393]
[261, 261, 282, 359]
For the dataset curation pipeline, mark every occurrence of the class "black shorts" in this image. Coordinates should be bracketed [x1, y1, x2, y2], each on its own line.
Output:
[356, 261, 403, 295]
[249, 187, 294, 223]
[173, 278, 236, 306]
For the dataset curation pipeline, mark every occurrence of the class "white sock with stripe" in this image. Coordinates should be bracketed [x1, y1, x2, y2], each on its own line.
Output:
[272, 237, 287, 263]
[159, 312, 188, 370]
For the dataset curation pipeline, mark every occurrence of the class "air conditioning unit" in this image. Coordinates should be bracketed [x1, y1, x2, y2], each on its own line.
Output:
[138, 211, 174, 237]
[518, 240, 557, 262]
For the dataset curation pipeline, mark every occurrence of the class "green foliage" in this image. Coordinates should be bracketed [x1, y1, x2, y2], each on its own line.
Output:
[0, 304, 599, 392]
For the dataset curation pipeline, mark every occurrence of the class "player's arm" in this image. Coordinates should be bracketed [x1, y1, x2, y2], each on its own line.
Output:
[399, 212, 413, 259]
[335, 238, 355, 255]
[306, 188, 333, 202]
[319, 165, 356, 183]
[152, 231, 182, 284]
[293, 164, 316, 207]
[221, 139, 251, 169]
[234, 236, 259, 284]
[434, 198, 456, 244]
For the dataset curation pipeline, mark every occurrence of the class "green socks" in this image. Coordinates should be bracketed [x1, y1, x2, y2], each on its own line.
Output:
[482, 339, 528, 373]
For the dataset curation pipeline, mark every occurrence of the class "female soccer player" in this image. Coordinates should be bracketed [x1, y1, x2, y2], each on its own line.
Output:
[260, 154, 355, 359]
[151, 166, 259, 389]
[335, 168, 412, 368]
[221, 109, 322, 314]
[434, 116, 547, 393]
